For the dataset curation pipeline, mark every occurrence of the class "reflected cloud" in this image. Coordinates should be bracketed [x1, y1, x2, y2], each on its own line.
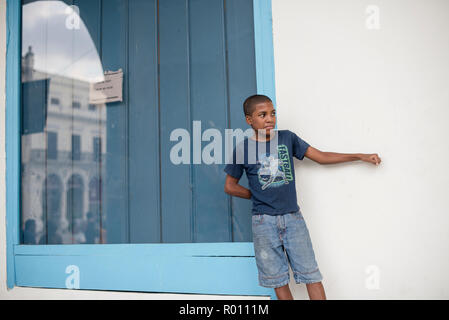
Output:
[22, 0, 104, 83]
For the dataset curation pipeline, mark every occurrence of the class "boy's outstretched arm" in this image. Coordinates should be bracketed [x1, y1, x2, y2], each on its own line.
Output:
[224, 174, 252, 199]
[305, 146, 381, 165]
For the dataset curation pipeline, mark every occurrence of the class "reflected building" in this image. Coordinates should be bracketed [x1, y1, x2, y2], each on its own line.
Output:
[21, 46, 106, 245]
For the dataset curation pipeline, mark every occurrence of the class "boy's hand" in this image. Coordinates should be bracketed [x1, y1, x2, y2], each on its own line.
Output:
[360, 153, 381, 166]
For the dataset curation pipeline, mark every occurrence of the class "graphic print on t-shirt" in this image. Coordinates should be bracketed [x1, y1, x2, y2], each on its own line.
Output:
[257, 144, 293, 190]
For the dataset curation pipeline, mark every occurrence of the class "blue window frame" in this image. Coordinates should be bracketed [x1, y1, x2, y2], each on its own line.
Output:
[6, 0, 277, 298]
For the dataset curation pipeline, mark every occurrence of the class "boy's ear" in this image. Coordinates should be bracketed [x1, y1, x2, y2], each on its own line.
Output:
[245, 115, 252, 125]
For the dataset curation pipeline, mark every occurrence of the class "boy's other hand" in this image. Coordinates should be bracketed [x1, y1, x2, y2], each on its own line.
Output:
[361, 153, 381, 166]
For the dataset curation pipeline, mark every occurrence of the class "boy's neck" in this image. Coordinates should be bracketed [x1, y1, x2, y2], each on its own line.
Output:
[249, 129, 277, 142]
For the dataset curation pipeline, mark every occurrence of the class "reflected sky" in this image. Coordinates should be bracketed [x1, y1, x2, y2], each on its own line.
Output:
[22, 0, 104, 83]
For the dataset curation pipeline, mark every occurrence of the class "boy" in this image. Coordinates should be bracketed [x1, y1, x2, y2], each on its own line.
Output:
[223, 94, 381, 300]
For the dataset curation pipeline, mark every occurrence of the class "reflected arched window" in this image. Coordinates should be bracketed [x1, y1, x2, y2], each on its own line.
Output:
[66, 174, 84, 234]
[87, 177, 102, 244]
[42, 174, 62, 220]
[40, 174, 63, 244]
[89, 177, 101, 203]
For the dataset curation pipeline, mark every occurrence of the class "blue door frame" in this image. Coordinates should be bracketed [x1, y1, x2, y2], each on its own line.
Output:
[5, 0, 277, 298]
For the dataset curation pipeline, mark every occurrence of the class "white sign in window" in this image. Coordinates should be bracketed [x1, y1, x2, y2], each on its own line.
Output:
[89, 69, 123, 104]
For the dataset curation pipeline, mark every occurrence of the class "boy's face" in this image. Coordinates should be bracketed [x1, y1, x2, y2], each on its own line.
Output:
[245, 101, 276, 136]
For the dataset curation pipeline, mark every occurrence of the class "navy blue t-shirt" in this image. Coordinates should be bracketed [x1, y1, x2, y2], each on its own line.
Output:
[224, 129, 310, 216]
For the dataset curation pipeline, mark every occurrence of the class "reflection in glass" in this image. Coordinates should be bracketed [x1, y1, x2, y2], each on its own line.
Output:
[21, 0, 106, 244]
[20, 0, 256, 244]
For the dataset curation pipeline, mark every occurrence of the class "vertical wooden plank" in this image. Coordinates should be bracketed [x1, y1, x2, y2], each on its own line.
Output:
[253, 0, 277, 299]
[20, 0, 74, 246]
[74, 0, 101, 54]
[74, 0, 103, 244]
[48, 0, 74, 244]
[5, 0, 21, 289]
[63, 0, 76, 244]
[128, 0, 160, 243]
[225, 0, 257, 242]
[189, 0, 230, 242]
[20, 0, 40, 246]
[159, 0, 192, 243]
[101, 0, 129, 243]
[253, 0, 277, 107]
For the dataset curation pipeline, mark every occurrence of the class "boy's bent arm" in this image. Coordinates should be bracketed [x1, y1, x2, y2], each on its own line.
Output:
[305, 146, 381, 165]
[224, 175, 252, 199]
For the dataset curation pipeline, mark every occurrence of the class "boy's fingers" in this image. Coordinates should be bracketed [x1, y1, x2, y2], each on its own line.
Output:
[369, 154, 378, 165]
[364, 154, 381, 165]
[375, 156, 381, 165]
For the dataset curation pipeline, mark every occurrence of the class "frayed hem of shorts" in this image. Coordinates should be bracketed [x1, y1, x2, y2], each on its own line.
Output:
[293, 269, 323, 284]
[259, 277, 290, 289]
[294, 278, 323, 284]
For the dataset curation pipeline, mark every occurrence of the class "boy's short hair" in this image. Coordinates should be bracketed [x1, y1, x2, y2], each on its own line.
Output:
[243, 94, 272, 116]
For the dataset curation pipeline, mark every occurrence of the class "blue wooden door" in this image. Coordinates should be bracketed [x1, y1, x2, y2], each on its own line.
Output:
[20, 0, 256, 245]
[99, 0, 257, 244]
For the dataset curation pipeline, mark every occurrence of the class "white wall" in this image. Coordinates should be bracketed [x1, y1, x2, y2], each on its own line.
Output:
[272, 0, 449, 299]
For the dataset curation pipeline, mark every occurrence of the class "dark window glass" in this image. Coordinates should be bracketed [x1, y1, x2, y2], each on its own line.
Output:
[71, 135, 81, 161]
[93, 137, 101, 162]
[47, 131, 57, 160]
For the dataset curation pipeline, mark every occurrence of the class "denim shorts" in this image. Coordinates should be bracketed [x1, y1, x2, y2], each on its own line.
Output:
[252, 209, 323, 288]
